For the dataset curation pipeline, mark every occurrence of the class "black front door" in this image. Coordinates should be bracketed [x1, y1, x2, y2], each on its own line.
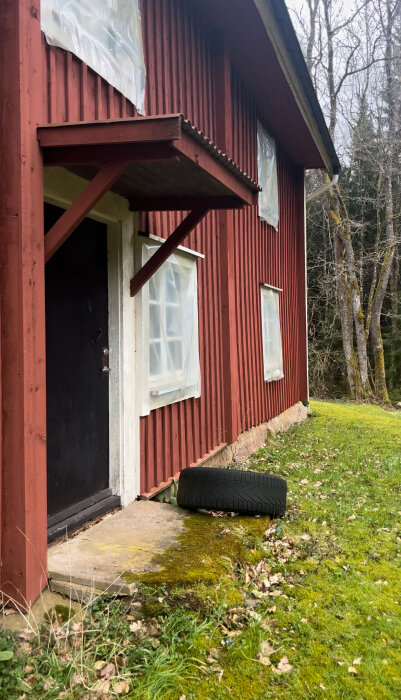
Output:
[45, 203, 112, 534]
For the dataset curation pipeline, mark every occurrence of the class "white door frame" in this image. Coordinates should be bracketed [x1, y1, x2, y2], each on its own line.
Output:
[44, 166, 140, 506]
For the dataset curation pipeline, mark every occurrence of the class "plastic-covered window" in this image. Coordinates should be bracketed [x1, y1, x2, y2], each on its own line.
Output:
[257, 121, 279, 230]
[260, 286, 284, 382]
[141, 242, 201, 416]
[41, 0, 146, 113]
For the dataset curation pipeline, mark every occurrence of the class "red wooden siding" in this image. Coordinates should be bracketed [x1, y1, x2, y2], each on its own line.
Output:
[231, 70, 306, 433]
[140, 0, 224, 492]
[40, 0, 307, 496]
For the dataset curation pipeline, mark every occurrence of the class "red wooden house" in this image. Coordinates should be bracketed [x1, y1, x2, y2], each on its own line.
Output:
[0, 0, 339, 606]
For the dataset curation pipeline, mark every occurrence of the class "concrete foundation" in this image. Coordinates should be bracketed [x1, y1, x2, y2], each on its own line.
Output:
[206, 401, 309, 467]
[47, 501, 188, 601]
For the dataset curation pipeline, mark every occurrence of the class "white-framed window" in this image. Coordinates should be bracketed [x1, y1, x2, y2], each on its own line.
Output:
[257, 121, 279, 230]
[260, 284, 284, 382]
[141, 241, 201, 416]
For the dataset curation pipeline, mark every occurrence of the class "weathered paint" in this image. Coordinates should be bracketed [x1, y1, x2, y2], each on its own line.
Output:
[39, 0, 307, 495]
[0, 0, 48, 607]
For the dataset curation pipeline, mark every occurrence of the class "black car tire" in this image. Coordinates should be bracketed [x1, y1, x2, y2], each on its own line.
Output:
[177, 466, 287, 517]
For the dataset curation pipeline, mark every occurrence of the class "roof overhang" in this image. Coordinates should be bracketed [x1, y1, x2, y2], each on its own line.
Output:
[38, 114, 259, 296]
[38, 114, 259, 211]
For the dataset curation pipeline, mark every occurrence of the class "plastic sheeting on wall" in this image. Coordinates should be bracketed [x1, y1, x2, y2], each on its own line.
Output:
[260, 286, 284, 382]
[41, 0, 146, 113]
[257, 121, 279, 230]
[140, 242, 201, 416]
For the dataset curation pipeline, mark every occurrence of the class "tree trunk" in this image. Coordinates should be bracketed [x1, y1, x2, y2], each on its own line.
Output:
[332, 228, 360, 397]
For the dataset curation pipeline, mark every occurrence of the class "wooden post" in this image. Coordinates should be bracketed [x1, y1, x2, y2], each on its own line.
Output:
[215, 36, 241, 445]
[0, 0, 47, 607]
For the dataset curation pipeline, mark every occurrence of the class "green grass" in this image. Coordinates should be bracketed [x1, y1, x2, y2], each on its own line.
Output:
[2, 400, 401, 698]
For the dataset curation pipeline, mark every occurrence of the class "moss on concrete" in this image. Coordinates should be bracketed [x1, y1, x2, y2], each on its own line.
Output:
[122, 512, 270, 586]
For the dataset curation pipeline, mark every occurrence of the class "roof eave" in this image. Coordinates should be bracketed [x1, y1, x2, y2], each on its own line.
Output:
[253, 0, 340, 175]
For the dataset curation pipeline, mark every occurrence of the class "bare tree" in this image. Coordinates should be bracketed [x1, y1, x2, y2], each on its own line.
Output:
[289, 0, 401, 402]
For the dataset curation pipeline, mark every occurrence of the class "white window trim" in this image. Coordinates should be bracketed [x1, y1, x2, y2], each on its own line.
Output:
[140, 239, 202, 416]
[261, 282, 282, 293]
[260, 283, 284, 383]
[139, 232, 205, 259]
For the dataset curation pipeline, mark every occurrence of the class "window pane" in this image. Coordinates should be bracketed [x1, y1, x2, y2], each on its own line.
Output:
[257, 121, 279, 229]
[167, 340, 183, 371]
[166, 305, 182, 338]
[150, 341, 162, 376]
[149, 276, 159, 301]
[149, 303, 161, 340]
[165, 265, 178, 304]
[260, 286, 283, 381]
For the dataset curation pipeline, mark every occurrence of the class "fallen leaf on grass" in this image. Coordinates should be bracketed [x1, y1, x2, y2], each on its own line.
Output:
[347, 514, 356, 522]
[94, 661, 107, 671]
[113, 680, 130, 695]
[114, 655, 126, 668]
[71, 672, 85, 686]
[300, 534, 311, 541]
[353, 657, 362, 665]
[19, 630, 36, 641]
[99, 662, 116, 680]
[93, 678, 111, 697]
[272, 656, 293, 674]
[319, 684, 326, 691]
[257, 640, 275, 666]
[129, 620, 143, 634]
[348, 666, 358, 675]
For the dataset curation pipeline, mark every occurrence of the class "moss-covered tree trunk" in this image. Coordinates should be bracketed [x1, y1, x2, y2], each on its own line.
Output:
[370, 0, 397, 404]
[328, 190, 369, 398]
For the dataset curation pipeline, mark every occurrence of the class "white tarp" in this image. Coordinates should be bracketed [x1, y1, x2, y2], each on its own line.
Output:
[141, 242, 201, 416]
[257, 121, 279, 230]
[41, 0, 146, 113]
[260, 286, 284, 382]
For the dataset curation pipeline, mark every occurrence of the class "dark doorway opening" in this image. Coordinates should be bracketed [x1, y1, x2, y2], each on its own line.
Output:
[45, 203, 120, 541]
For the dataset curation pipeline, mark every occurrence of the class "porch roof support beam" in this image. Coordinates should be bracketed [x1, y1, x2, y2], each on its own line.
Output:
[45, 161, 129, 262]
[130, 208, 209, 297]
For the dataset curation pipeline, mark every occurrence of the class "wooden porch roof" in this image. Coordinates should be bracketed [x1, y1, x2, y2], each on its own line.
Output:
[38, 114, 260, 296]
[38, 114, 260, 212]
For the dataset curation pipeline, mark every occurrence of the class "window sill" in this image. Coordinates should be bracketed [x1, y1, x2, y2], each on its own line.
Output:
[264, 372, 284, 383]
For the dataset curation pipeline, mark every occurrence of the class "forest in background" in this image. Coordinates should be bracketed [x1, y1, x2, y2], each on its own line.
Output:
[287, 0, 401, 403]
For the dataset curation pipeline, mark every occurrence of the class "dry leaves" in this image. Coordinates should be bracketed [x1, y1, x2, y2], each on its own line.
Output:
[99, 662, 117, 680]
[257, 640, 275, 666]
[113, 680, 130, 695]
[348, 666, 358, 675]
[271, 656, 293, 674]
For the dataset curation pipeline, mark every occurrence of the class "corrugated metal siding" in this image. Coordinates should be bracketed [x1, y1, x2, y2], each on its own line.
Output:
[231, 70, 306, 432]
[139, 0, 224, 493]
[42, 39, 138, 123]
[41, 0, 306, 495]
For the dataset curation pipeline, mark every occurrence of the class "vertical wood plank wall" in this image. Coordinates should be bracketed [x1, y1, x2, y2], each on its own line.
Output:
[41, 0, 307, 495]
